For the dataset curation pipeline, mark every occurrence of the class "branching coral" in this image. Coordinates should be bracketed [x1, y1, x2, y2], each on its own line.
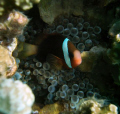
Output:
[0, 79, 35, 114]
[0, 9, 37, 114]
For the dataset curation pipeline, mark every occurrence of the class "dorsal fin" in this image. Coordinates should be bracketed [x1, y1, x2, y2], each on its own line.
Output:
[35, 33, 46, 45]
[35, 33, 61, 45]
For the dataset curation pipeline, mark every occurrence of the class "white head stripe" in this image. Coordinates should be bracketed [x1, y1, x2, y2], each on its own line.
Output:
[62, 38, 72, 68]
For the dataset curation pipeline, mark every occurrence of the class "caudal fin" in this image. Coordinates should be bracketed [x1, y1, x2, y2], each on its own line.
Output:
[18, 42, 38, 59]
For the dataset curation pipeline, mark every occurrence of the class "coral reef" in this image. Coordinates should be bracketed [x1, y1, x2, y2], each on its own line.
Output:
[16, 16, 105, 109]
[104, 20, 120, 85]
[0, 10, 29, 78]
[0, 44, 17, 78]
[0, 1, 120, 114]
[32, 98, 118, 114]
[14, 13, 119, 113]
[0, 79, 35, 114]
[0, 10, 29, 46]
[76, 97, 118, 114]
[0, 0, 40, 17]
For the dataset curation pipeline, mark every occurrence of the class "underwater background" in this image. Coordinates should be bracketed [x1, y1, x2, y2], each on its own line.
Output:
[0, 0, 120, 114]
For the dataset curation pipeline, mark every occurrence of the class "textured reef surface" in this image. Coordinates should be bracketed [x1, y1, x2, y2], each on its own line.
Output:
[0, 0, 120, 114]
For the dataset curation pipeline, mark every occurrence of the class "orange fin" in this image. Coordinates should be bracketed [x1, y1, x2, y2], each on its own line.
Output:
[46, 54, 63, 70]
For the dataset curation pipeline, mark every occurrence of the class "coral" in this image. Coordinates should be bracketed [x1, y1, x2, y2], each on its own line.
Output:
[76, 97, 118, 114]
[0, 0, 40, 17]
[0, 45, 17, 78]
[0, 79, 35, 114]
[0, 0, 119, 113]
[15, 0, 40, 10]
[32, 98, 118, 114]
[32, 102, 64, 114]
[7, 37, 18, 54]
[0, 62, 7, 79]
[0, 10, 29, 46]
[109, 21, 120, 38]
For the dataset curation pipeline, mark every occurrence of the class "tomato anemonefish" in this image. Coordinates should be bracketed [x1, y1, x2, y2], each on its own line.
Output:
[18, 33, 82, 70]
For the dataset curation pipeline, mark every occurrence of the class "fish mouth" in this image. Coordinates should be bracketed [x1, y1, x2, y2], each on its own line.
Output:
[71, 50, 82, 68]
[72, 58, 82, 68]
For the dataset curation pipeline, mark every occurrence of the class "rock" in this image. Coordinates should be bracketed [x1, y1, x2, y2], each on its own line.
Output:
[79, 46, 106, 72]
[38, 0, 84, 24]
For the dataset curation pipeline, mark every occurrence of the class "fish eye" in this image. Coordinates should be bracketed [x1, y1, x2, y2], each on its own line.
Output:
[69, 52, 74, 58]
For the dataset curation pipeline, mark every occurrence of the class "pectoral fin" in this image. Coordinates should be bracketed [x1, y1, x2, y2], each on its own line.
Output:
[46, 54, 63, 70]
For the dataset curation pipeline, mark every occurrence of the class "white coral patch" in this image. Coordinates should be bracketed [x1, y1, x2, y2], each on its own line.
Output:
[0, 79, 35, 114]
